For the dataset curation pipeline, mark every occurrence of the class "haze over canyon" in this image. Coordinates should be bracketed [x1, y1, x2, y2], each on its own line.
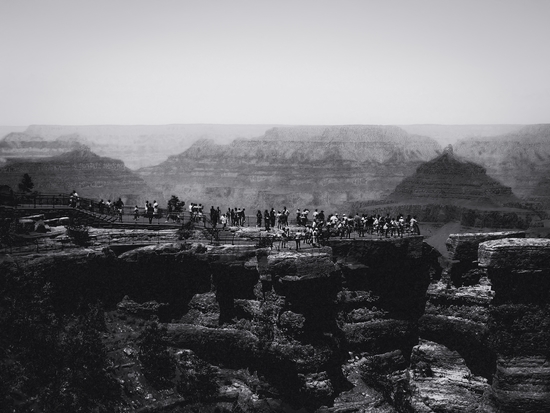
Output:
[1, 123, 549, 213]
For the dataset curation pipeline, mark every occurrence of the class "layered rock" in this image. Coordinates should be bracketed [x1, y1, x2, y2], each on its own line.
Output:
[6, 228, 550, 412]
[478, 238, 550, 413]
[0, 132, 87, 164]
[419, 232, 550, 412]
[409, 340, 489, 413]
[0, 147, 162, 205]
[446, 231, 525, 287]
[454, 124, 550, 202]
[138, 125, 441, 211]
[3, 233, 439, 411]
[22, 124, 278, 169]
[387, 146, 518, 207]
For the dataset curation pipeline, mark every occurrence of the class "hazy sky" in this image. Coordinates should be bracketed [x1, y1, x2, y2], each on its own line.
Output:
[1, 0, 549, 126]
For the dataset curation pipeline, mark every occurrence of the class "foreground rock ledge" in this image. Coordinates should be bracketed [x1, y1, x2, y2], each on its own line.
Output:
[478, 238, 550, 269]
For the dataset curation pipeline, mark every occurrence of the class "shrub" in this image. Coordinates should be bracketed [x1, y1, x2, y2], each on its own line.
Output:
[137, 322, 176, 389]
[176, 352, 218, 402]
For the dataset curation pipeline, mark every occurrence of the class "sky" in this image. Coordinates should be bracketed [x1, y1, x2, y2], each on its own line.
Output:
[1, 0, 549, 126]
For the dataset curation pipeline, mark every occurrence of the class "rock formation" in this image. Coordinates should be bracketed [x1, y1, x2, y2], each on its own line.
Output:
[0, 147, 161, 205]
[3, 224, 550, 411]
[419, 231, 550, 412]
[0, 132, 87, 164]
[21, 124, 279, 169]
[454, 124, 550, 202]
[387, 145, 518, 207]
[138, 125, 441, 211]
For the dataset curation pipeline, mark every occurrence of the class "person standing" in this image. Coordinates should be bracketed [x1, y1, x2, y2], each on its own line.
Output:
[147, 202, 154, 224]
[115, 197, 124, 222]
[264, 209, 270, 231]
[295, 231, 302, 250]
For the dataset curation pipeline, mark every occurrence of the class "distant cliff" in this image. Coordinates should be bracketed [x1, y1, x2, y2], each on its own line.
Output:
[0, 148, 161, 205]
[387, 145, 518, 207]
[22, 124, 279, 169]
[138, 125, 441, 211]
[0, 132, 87, 163]
[454, 124, 550, 201]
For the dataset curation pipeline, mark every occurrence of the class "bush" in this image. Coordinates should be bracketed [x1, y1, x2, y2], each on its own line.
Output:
[251, 293, 280, 346]
[138, 322, 176, 389]
[0, 269, 118, 413]
[176, 352, 218, 402]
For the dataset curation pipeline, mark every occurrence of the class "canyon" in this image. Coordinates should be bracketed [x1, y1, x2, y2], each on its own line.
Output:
[137, 125, 441, 211]
[2, 123, 549, 220]
[5, 124, 279, 169]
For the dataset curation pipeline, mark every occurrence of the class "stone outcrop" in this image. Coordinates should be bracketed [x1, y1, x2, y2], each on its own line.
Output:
[3, 234, 438, 411]
[409, 340, 489, 413]
[419, 232, 550, 412]
[387, 146, 518, 207]
[4, 228, 550, 412]
[478, 238, 550, 271]
[478, 237, 550, 412]
[138, 125, 441, 211]
[446, 231, 525, 287]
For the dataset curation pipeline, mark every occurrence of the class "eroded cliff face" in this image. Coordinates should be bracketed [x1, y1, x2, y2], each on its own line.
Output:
[4, 229, 549, 412]
[418, 232, 550, 413]
[2, 235, 436, 412]
[0, 132, 87, 164]
[22, 124, 278, 169]
[453, 124, 550, 203]
[138, 125, 441, 211]
[0, 148, 162, 205]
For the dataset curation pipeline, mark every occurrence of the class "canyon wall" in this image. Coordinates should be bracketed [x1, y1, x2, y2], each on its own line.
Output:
[6, 227, 550, 411]
[21, 124, 279, 169]
[0, 132, 87, 163]
[138, 125, 441, 212]
[0, 148, 162, 205]
[453, 124, 550, 203]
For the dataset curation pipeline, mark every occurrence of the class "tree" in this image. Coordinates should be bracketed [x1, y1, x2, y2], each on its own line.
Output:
[18, 173, 34, 192]
[168, 195, 185, 212]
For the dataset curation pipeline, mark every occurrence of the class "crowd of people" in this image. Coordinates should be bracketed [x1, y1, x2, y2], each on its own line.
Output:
[253, 208, 421, 249]
[69, 190, 421, 241]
